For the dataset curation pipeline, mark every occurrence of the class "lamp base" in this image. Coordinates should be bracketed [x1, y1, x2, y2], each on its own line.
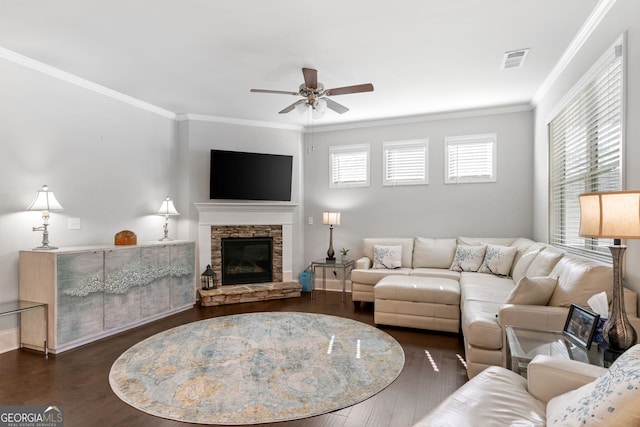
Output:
[33, 245, 58, 251]
[325, 257, 336, 263]
[158, 237, 174, 242]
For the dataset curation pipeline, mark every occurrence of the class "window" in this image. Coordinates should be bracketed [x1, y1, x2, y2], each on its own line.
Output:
[549, 40, 623, 262]
[383, 139, 428, 186]
[444, 133, 496, 184]
[329, 144, 370, 188]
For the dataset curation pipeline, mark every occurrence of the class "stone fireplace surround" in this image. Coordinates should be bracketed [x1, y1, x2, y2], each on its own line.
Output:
[194, 203, 299, 305]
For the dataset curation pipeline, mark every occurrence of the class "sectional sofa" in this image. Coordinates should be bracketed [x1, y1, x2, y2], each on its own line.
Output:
[351, 237, 640, 378]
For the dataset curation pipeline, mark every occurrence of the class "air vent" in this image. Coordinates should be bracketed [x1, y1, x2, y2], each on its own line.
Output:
[501, 48, 530, 70]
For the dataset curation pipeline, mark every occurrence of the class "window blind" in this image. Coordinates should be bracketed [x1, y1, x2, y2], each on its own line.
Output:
[445, 134, 496, 184]
[329, 144, 370, 188]
[549, 42, 623, 262]
[383, 140, 428, 186]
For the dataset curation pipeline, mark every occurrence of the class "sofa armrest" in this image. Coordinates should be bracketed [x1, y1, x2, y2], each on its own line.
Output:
[355, 256, 371, 270]
[499, 304, 569, 331]
[527, 355, 606, 403]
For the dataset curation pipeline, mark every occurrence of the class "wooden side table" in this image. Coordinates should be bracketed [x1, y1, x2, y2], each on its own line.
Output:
[310, 259, 354, 303]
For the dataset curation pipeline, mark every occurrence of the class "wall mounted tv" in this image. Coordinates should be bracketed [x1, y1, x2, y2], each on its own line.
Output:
[210, 149, 293, 201]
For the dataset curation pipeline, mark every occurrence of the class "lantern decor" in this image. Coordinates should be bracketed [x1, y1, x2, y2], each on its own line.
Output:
[201, 265, 217, 290]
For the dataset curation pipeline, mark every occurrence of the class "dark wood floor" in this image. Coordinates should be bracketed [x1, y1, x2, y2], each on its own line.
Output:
[0, 291, 468, 426]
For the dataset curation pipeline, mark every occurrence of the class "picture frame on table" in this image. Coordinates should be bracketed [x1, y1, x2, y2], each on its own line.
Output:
[563, 303, 600, 349]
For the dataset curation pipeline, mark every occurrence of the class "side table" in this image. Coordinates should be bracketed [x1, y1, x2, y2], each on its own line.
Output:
[310, 259, 354, 303]
[0, 300, 48, 357]
[505, 326, 606, 376]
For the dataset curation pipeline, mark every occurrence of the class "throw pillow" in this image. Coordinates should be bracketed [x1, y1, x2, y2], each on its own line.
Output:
[511, 248, 543, 283]
[478, 244, 518, 276]
[373, 245, 402, 269]
[546, 344, 640, 426]
[450, 245, 487, 272]
[504, 276, 558, 305]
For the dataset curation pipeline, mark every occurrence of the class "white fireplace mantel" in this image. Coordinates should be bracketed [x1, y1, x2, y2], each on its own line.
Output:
[194, 202, 299, 281]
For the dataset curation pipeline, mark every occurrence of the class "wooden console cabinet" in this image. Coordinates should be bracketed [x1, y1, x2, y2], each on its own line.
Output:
[19, 241, 195, 354]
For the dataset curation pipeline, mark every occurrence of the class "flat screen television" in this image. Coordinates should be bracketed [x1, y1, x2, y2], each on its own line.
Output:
[210, 149, 293, 201]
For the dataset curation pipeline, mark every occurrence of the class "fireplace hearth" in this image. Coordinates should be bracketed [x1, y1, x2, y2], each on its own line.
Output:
[222, 237, 273, 285]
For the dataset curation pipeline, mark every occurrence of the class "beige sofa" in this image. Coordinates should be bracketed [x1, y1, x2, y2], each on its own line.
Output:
[351, 237, 640, 378]
[415, 344, 640, 426]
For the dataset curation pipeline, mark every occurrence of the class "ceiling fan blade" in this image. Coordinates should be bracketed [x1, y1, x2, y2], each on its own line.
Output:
[279, 99, 306, 114]
[325, 83, 374, 96]
[325, 98, 349, 114]
[302, 68, 318, 89]
[250, 89, 299, 95]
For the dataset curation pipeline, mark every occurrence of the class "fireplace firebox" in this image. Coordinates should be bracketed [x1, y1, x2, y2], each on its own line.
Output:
[221, 237, 273, 285]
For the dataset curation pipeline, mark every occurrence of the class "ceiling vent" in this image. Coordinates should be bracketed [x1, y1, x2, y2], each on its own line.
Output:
[501, 48, 530, 70]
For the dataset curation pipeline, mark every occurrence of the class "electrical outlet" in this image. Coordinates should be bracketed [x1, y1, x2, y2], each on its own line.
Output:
[68, 218, 81, 230]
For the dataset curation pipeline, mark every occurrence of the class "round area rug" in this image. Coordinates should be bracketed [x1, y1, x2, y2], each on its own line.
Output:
[109, 312, 405, 425]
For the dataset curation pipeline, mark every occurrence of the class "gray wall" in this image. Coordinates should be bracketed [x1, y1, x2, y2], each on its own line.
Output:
[303, 108, 534, 264]
[533, 0, 640, 298]
[0, 58, 176, 336]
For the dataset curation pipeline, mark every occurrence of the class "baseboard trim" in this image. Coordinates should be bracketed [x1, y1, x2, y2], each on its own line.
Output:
[0, 327, 20, 354]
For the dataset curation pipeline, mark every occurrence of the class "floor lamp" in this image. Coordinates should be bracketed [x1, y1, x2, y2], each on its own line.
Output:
[579, 190, 640, 352]
[323, 212, 341, 262]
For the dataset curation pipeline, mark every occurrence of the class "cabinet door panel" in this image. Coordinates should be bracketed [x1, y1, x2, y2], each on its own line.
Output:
[104, 248, 142, 330]
[171, 243, 196, 308]
[57, 251, 104, 345]
[140, 245, 172, 317]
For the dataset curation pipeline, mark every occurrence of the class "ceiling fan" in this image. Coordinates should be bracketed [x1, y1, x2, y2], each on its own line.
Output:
[250, 67, 374, 115]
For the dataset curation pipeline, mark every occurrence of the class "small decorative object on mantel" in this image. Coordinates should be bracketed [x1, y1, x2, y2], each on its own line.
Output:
[114, 230, 137, 246]
[201, 264, 217, 290]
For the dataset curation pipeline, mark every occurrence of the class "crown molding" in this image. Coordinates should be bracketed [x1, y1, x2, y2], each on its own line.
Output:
[532, 0, 617, 105]
[0, 46, 177, 120]
[303, 104, 533, 133]
[176, 113, 303, 131]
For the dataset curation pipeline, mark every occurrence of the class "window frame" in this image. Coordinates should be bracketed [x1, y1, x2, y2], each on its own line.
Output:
[329, 143, 370, 189]
[382, 139, 429, 187]
[548, 37, 625, 262]
[444, 133, 497, 184]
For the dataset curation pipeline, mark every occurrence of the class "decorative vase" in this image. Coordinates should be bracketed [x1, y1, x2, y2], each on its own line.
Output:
[341, 255, 348, 263]
[603, 245, 637, 351]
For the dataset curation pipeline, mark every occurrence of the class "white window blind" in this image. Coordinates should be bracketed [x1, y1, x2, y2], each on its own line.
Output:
[329, 144, 370, 188]
[445, 134, 496, 184]
[549, 41, 623, 262]
[383, 139, 428, 186]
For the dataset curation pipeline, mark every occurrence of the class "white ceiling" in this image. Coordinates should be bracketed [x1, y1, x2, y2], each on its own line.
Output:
[0, 0, 600, 127]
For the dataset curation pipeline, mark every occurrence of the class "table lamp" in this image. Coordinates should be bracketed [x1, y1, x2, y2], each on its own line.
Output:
[27, 185, 64, 250]
[579, 190, 639, 352]
[157, 196, 179, 241]
[322, 211, 341, 262]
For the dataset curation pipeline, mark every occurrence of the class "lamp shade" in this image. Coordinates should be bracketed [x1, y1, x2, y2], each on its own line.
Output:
[158, 196, 179, 216]
[322, 211, 341, 226]
[579, 190, 640, 239]
[27, 185, 63, 211]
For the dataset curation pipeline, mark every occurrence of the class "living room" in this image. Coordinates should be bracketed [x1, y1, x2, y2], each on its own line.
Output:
[1, 0, 640, 425]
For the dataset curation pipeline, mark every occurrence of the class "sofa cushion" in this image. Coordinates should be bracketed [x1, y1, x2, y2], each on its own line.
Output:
[478, 244, 518, 276]
[547, 256, 612, 308]
[373, 245, 402, 269]
[505, 276, 558, 305]
[450, 245, 487, 272]
[458, 236, 518, 246]
[414, 366, 546, 427]
[461, 300, 506, 350]
[362, 238, 414, 268]
[350, 268, 411, 285]
[546, 344, 640, 426]
[413, 237, 457, 268]
[526, 249, 564, 277]
[512, 247, 544, 283]
[411, 268, 461, 281]
[374, 276, 460, 305]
